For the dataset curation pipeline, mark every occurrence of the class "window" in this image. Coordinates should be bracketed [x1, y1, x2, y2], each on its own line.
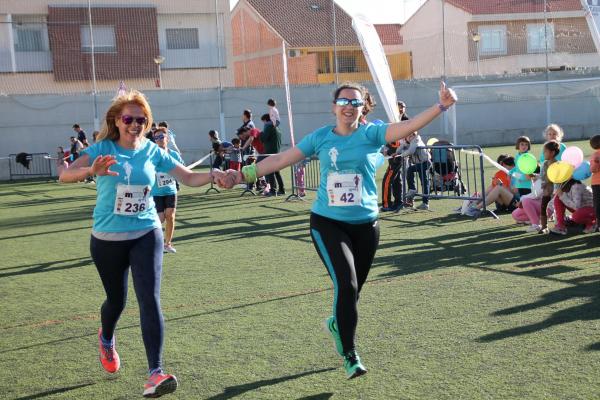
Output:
[166, 28, 199, 50]
[80, 25, 116, 53]
[527, 23, 555, 53]
[14, 29, 44, 52]
[479, 25, 507, 56]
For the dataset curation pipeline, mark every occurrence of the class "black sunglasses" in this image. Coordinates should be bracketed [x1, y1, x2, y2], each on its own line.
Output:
[335, 98, 364, 108]
[120, 115, 148, 125]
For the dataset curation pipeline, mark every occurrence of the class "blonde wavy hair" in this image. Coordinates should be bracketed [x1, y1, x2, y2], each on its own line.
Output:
[96, 90, 153, 142]
[543, 123, 564, 142]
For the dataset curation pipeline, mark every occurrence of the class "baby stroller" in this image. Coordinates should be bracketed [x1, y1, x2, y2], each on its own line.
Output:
[429, 140, 466, 195]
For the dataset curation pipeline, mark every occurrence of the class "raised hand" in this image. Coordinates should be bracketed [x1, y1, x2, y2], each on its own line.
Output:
[439, 81, 457, 109]
[91, 155, 118, 176]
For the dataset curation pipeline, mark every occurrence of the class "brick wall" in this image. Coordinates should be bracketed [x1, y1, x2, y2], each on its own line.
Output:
[48, 6, 160, 81]
[467, 17, 596, 61]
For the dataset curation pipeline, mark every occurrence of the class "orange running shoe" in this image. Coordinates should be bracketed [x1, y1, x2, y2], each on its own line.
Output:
[143, 370, 178, 398]
[98, 328, 120, 373]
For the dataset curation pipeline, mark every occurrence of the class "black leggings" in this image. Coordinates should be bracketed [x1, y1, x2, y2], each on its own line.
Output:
[90, 228, 165, 371]
[309, 213, 380, 354]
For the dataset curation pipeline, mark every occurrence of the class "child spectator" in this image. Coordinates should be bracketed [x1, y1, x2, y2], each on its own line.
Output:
[540, 124, 566, 162]
[550, 178, 596, 235]
[539, 140, 560, 234]
[402, 131, 432, 210]
[208, 129, 220, 144]
[589, 134, 600, 232]
[512, 136, 532, 196]
[467, 156, 518, 216]
[512, 166, 554, 231]
[267, 99, 281, 127]
[229, 137, 243, 171]
[56, 146, 69, 176]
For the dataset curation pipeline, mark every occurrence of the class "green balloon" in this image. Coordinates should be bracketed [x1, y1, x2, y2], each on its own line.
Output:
[517, 153, 537, 174]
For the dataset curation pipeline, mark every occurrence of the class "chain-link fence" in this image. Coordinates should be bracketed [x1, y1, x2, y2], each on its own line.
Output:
[1, 0, 600, 164]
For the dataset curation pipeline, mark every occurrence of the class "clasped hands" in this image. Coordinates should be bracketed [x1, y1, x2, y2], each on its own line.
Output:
[212, 169, 244, 189]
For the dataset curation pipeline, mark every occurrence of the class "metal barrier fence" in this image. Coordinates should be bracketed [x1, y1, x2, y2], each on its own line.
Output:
[286, 156, 320, 201]
[8, 153, 53, 181]
[408, 144, 496, 218]
[284, 145, 496, 218]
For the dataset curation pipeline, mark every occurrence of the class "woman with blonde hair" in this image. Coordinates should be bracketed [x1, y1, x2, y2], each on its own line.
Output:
[60, 90, 226, 398]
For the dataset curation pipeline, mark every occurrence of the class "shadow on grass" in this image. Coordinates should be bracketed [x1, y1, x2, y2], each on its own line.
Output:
[204, 368, 335, 400]
[373, 214, 600, 348]
[295, 393, 334, 400]
[14, 382, 94, 399]
[0, 257, 92, 278]
[477, 274, 600, 343]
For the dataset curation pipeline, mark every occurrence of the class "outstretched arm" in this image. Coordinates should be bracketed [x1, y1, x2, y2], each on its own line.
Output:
[385, 82, 456, 143]
[59, 154, 118, 183]
[224, 147, 306, 188]
[169, 164, 227, 187]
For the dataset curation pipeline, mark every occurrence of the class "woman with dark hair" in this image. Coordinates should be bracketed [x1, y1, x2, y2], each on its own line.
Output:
[222, 81, 457, 379]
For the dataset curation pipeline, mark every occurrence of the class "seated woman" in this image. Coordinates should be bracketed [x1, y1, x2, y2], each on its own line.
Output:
[550, 179, 597, 235]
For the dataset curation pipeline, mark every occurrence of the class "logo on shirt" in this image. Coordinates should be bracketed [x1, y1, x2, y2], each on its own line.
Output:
[329, 147, 339, 170]
[123, 161, 133, 186]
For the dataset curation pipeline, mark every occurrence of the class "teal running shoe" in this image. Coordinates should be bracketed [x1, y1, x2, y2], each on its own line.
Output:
[343, 350, 367, 379]
[324, 316, 344, 356]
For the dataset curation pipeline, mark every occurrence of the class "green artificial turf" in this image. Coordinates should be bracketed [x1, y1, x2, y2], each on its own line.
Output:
[0, 141, 598, 399]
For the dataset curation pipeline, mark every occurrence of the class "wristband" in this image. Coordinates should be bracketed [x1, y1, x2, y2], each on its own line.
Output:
[241, 163, 258, 183]
[438, 103, 449, 112]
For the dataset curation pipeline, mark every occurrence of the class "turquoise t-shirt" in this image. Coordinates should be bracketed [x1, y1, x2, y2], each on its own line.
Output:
[512, 152, 532, 190]
[151, 149, 184, 197]
[296, 123, 387, 223]
[83, 139, 182, 232]
[539, 142, 566, 162]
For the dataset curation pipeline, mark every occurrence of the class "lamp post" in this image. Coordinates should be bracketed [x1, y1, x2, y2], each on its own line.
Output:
[154, 55, 165, 89]
[472, 32, 481, 76]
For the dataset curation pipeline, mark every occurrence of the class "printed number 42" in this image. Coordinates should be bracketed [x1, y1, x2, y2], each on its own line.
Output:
[340, 193, 354, 203]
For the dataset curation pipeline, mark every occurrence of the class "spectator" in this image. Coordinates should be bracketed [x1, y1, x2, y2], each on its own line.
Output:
[540, 124, 566, 162]
[380, 101, 407, 211]
[145, 122, 157, 142]
[229, 137, 243, 171]
[92, 131, 99, 143]
[73, 124, 87, 143]
[550, 178, 596, 235]
[539, 140, 561, 234]
[208, 129, 220, 144]
[403, 132, 432, 210]
[466, 156, 518, 217]
[69, 136, 84, 161]
[236, 109, 255, 136]
[590, 134, 600, 233]
[56, 146, 69, 176]
[359, 91, 376, 125]
[239, 127, 267, 192]
[267, 99, 281, 127]
[260, 114, 285, 196]
[512, 136, 533, 196]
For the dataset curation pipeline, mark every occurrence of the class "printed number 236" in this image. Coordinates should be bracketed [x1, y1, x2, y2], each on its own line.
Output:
[340, 193, 354, 203]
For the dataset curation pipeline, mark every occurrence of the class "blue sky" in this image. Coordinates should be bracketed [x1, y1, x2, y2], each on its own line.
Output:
[229, 0, 426, 24]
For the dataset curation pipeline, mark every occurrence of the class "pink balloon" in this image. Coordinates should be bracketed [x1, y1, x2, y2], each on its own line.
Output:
[561, 146, 583, 168]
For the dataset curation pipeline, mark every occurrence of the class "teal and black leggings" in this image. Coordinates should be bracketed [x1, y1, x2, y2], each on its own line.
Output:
[310, 213, 380, 354]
